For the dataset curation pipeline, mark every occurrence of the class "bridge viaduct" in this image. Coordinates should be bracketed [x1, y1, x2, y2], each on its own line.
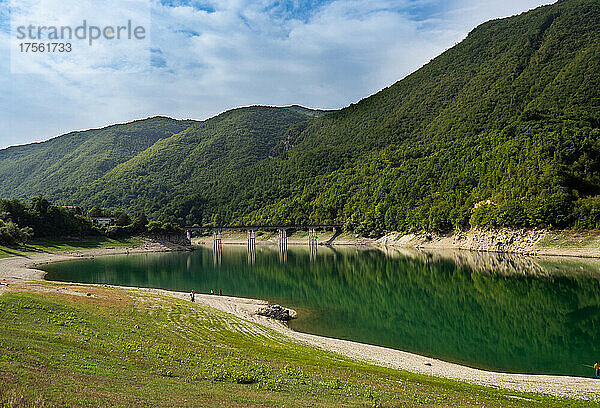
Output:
[184, 225, 340, 247]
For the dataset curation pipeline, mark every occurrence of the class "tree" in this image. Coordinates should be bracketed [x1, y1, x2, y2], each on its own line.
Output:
[88, 206, 103, 218]
[31, 195, 50, 216]
[132, 213, 148, 232]
[114, 211, 132, 227]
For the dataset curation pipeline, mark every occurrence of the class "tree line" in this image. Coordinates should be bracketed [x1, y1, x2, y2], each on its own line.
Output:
[0, 197, 182, 246]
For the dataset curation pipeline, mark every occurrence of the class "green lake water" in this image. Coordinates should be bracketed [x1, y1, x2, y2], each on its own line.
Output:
[41, 245, 600, 378]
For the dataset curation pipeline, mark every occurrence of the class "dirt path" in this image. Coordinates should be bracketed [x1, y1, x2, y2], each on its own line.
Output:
[1, 247, 599, 401]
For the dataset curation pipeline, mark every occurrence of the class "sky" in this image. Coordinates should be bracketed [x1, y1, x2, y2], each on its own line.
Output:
[0, 0, 556, 149]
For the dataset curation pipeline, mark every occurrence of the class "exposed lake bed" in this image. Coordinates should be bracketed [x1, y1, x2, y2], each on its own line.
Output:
[40, 244, 600, 379]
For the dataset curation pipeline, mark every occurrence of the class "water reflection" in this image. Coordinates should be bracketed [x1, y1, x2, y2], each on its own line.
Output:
[42, 245, 600, 377]
[278, 243, 287, 263]
[247, 244, 256, 265]
[213, 242, 222, 266]
[309, 243, 317, 262]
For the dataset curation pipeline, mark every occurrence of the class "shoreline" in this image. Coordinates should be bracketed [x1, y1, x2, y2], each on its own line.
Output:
[1, 245, 599, 400]
[194, 228, 600, 259]
[382, 229, 600, 259]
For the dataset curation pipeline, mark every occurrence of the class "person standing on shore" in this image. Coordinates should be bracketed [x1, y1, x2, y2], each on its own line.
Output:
[594, 361, 600, 378]
[190, 289, 195, 302]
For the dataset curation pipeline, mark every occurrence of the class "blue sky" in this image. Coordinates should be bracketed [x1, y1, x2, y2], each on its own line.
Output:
[0, 0, 555, 149]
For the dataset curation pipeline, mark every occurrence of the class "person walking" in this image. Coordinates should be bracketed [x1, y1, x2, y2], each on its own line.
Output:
[594, 361, 600, 378]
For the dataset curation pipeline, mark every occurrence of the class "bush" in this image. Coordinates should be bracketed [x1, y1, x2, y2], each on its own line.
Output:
[105, 225, 135, 238]
[572, 196, 600, 230]
[0, 219, 33, 246]
[146, 221, 182, 234]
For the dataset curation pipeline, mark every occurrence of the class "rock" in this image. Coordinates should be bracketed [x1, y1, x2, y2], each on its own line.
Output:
[256, 304, 294, 321]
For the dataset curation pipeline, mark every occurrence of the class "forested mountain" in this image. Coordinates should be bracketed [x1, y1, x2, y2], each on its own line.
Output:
[72, 106, 319, 223]
[233, 0, 600, 234]
[1, 0, 599, 234]
[0, 117, 195, 202]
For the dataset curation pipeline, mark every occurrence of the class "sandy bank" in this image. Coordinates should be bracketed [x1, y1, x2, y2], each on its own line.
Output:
[0, 246, 599, 401]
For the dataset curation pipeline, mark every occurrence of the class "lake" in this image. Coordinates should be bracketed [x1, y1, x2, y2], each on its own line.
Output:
[41, 245, 600, 378]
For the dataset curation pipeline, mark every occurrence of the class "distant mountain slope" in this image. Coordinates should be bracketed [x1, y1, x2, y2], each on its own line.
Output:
[0, 117, 195, 202]
[73, 106, 319, 221]
[278, 0, 599, 169]
[283, 105, 334, 117]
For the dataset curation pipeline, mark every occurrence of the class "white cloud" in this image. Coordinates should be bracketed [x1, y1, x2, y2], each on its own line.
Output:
[9, 0, 151, 74]
[0, 0, 556, 148]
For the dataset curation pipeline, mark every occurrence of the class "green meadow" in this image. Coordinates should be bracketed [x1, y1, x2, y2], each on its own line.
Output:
[0, 288, 593, 407]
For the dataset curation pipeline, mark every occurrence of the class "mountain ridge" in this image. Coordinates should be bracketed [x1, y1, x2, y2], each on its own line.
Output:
[1, 0, 599, 233]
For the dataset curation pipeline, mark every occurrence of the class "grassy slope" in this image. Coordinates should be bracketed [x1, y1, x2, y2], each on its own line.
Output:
[0, 237, 142, 259]
[537, 230, 600, 249]
[0, 289, 592, 408]
[76, 106, 317, 218]
[0, 246, 26, 259]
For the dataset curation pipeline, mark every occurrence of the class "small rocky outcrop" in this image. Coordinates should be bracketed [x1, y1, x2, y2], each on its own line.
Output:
[256, 304, 295, 321]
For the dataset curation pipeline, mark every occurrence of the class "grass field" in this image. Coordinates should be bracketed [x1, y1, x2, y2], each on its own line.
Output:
[0, 237, 142, 259]
[0, 288, 593, 408]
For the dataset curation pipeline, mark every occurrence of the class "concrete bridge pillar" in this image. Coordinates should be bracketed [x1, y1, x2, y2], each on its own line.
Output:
[213, 229, 222, 248]
[247, 229, 256, 249]
[212, 229, 222, 266]
[247, 229, 256, 265]
[278, 228, 287, 249]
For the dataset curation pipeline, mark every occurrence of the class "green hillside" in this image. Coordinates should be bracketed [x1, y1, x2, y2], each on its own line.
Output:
[73, 106, 319, 224]
[1, 0, 599, 234]
[0, 117, 195, 202]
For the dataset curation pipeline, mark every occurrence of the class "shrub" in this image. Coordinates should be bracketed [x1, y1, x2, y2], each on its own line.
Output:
[0, 219, 33, 246]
